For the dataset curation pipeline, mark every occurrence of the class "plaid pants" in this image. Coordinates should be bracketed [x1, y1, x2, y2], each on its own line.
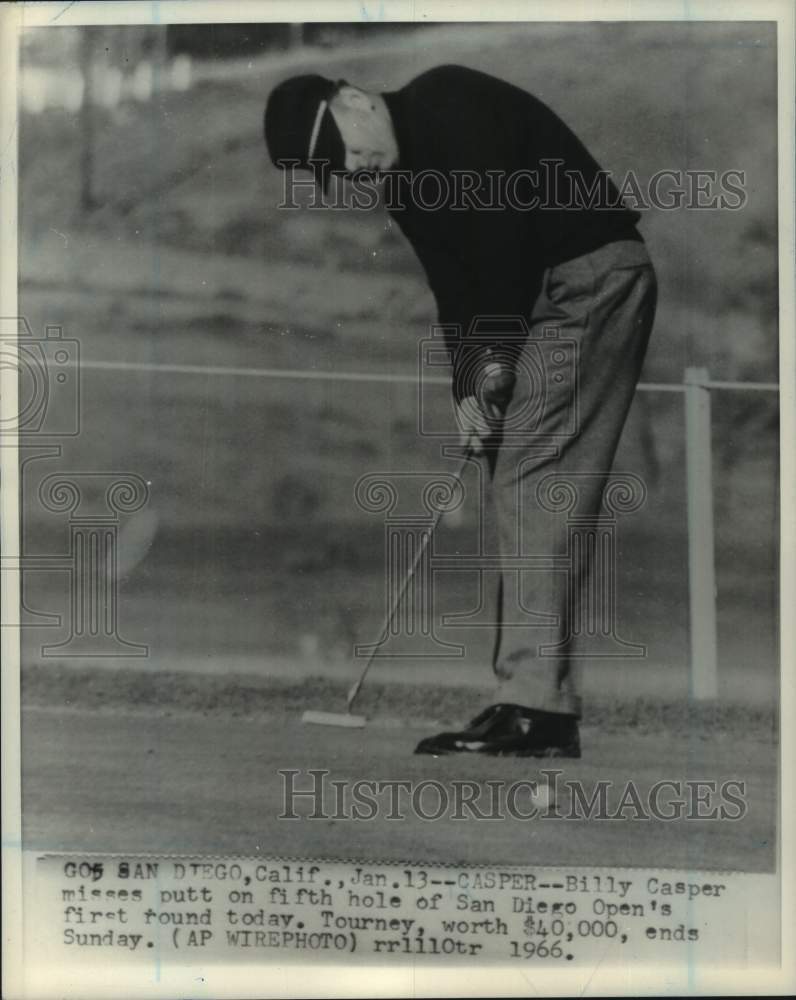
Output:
[487, 239, 657, 716]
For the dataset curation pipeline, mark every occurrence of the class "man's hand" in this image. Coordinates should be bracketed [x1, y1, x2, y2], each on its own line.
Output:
[455, 362, 516, 454]
[456, 395, 492, 454]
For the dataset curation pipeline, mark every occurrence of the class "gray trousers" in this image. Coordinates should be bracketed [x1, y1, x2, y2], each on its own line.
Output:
[488, 239, 657, 716]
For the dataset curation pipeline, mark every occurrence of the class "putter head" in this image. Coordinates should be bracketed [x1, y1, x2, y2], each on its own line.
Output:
[301, 710, 366, 728]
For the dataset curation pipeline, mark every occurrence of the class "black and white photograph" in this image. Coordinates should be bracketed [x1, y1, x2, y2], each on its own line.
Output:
[1, 1, 794, 996]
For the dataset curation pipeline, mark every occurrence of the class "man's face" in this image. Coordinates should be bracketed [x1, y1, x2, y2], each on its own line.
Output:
[328, 85, 399, 175]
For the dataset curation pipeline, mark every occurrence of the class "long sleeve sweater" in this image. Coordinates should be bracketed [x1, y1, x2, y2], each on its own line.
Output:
[381, 65, 642, 399]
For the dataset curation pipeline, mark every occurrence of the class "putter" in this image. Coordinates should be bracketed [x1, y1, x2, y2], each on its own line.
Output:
[302, 447, 474, 727]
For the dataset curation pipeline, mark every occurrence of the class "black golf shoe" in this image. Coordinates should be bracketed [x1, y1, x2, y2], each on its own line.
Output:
[414, 703, 581, 758]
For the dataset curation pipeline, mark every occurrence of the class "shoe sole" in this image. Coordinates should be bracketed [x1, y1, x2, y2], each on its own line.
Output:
[416, 745, 581, 759]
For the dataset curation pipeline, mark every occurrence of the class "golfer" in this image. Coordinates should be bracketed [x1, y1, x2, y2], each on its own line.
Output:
[264, 65, 657, 758]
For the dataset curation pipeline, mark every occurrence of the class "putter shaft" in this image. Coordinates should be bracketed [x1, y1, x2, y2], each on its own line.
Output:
[346, 450, 472, 710]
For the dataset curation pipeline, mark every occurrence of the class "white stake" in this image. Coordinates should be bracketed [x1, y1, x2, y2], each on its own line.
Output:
[684, 367, 719, 700]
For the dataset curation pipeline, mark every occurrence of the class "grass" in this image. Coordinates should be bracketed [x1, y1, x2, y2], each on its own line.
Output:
[22, 663, 778, 739]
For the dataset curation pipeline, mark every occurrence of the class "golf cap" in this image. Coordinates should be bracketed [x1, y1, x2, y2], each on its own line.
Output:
[264, 74, 347, 190]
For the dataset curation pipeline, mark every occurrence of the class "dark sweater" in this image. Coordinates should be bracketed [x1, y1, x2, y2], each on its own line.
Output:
[382, 65, 642, 398]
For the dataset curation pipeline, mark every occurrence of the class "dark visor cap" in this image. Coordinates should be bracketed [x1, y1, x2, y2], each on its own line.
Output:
[264, 74, 347, 191]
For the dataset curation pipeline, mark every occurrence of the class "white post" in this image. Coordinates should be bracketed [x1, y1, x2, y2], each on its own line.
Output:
[684, 367, 718, 699]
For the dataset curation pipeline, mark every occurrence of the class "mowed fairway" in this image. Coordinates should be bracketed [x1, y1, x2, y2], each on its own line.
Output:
[22, 703, 776, 872]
